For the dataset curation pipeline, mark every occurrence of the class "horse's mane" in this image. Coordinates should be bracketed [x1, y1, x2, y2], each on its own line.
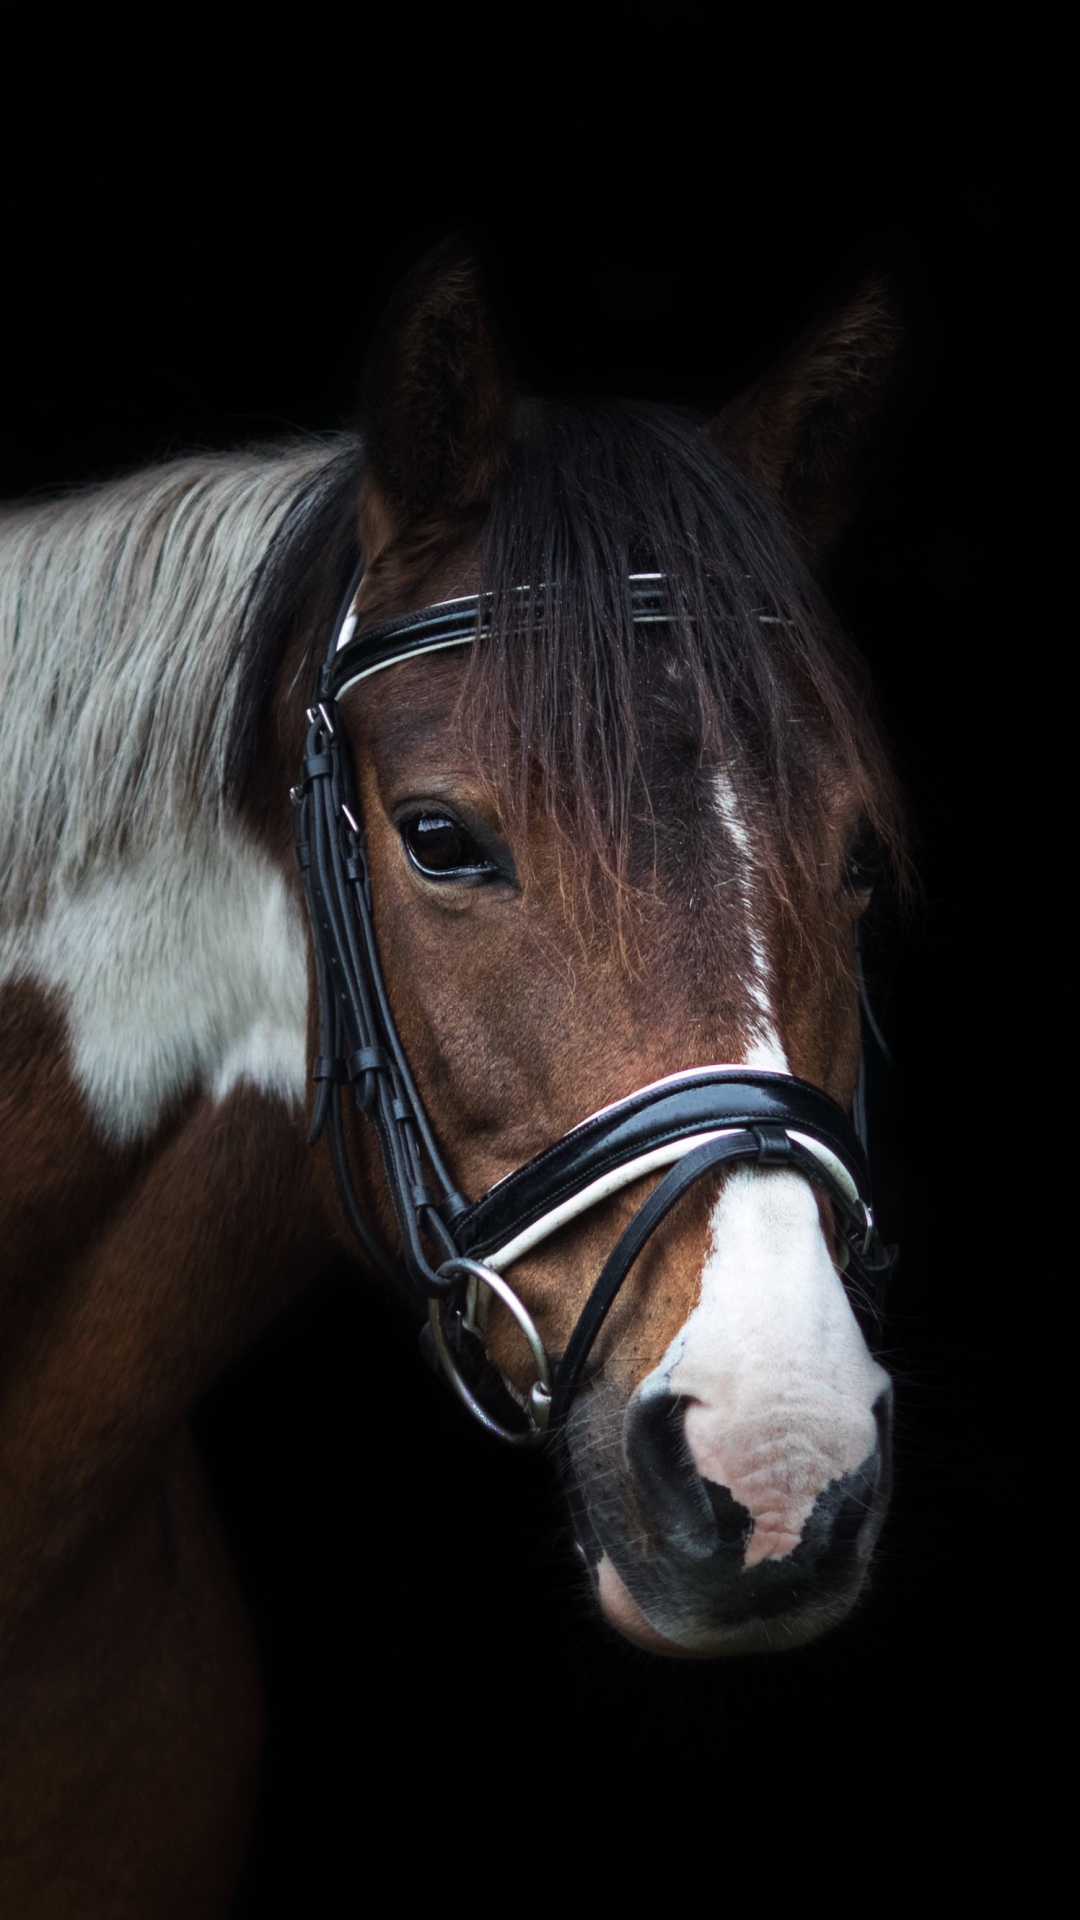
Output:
[0, 441, 347, 922]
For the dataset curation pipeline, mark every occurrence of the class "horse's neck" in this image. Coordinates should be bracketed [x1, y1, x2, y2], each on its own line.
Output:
[0, 448, 324, 1151]
[0, 465, 330, 1697]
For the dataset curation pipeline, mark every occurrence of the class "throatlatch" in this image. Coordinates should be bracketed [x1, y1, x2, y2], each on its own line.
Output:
[294, 571, 895, 1446]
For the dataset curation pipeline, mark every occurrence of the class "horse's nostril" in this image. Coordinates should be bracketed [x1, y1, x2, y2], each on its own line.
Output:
[625, 1391, 719, 1557]
[827, 1451, 882, 1547]
[623, 1393, 888, 1580]
[703, 1479, 754, 1548]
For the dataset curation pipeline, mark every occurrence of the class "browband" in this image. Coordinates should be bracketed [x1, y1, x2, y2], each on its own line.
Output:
[328, 574, 671, 699]
[296, 567, 895, 1446]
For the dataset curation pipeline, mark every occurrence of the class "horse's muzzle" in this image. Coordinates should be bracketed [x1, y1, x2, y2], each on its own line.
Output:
[570, 1387, 892, 1654]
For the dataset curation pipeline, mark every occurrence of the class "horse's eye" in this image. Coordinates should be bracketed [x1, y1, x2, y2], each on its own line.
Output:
[844, 820, 886, 894]
[400, 812, 496, 880]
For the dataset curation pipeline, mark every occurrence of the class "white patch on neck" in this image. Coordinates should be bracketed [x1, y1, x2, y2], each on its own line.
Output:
[712, 772, 788, 1073]
[1, 827, 307, 1144]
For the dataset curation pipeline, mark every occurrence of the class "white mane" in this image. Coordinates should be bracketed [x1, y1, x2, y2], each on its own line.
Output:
[0, 440, 334, 924]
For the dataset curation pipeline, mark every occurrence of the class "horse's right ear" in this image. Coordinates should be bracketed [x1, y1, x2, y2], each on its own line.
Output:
[709, 277, 902, 551]
[358, 240, 516, 553]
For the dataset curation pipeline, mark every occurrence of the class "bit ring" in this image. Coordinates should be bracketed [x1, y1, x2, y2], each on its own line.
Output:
[430, 1257, 552, 1447]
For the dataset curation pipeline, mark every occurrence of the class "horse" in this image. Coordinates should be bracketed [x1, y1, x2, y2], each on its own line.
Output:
[0, 241, 905, 1916]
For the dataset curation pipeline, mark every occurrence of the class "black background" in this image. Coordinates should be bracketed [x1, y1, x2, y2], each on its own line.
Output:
[2, 5, 1066, 1912]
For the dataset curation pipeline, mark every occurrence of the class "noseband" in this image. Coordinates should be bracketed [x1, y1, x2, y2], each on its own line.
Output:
[294, 570, 895, 1445]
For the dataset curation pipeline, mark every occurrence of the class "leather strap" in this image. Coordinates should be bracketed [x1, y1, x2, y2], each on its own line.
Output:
[548, 1127, 890, 1430]
[455, 1069, 870, 1264]
[297, 567, 467, 1299]
[328, 576, 671, 698]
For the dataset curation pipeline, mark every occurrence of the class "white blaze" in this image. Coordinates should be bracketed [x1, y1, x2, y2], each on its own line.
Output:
[648, 1166, 888, 1563]
[633, 773, 887, 1565]
[712, 772, 788, 1074]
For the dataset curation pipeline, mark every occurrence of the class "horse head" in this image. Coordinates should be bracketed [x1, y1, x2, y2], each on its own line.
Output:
[263, 243, 905, 1656]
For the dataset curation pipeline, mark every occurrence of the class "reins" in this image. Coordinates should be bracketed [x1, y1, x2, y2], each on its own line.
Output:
[293, 570, 895, 1446]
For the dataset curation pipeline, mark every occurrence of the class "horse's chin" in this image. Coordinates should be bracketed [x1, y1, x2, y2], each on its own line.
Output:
[596, 1556, 706, 1657]
[594, 1554, 849, 1660]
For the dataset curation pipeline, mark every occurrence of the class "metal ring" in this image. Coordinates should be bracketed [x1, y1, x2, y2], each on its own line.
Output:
[859, 1201, 876, 1257]
[429, 1258, 552, 1448]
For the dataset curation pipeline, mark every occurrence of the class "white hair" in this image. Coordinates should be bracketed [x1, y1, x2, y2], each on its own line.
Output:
[0, 440, 337, 925]
[0, 442, 347, 1141]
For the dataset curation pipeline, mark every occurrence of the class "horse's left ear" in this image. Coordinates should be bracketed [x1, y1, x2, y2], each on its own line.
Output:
[358, 238, 515, 548]
[709, 276, 902, 550]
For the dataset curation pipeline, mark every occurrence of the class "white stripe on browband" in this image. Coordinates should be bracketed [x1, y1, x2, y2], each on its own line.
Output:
[482, 1127, 859, 1274]
[336, 618, 679, 693]
[333, 573, 674, 683]
[335, 636, 474, 696]
[334, 589, 480, 653]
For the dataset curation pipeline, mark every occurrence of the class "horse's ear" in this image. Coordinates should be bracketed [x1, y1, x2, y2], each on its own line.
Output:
[709, 277, 902, 550]
[359, 239, 515, 545]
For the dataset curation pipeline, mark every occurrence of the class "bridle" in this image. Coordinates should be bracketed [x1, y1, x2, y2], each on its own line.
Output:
[294, 568, 895, 1445]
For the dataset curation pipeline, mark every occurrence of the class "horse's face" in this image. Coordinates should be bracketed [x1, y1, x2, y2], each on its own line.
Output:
[310, 241, 902, 1655]
[343, 631, 890, 1655]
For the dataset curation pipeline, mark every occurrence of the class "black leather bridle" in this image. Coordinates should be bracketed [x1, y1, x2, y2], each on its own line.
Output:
[294, 568, 895, 1444]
